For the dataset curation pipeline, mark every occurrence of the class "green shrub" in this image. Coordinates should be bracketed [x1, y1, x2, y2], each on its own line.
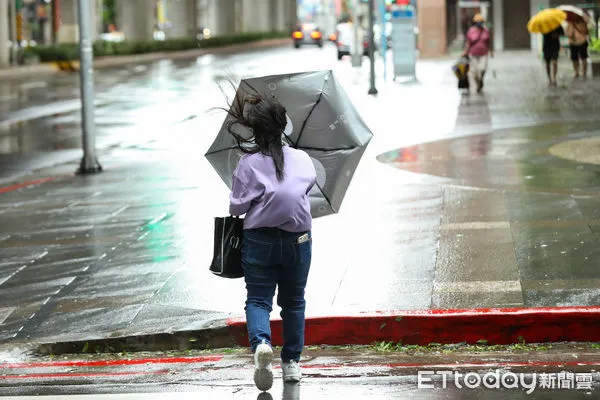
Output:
[591, 38, 600, 54]
[25, 31, 289, 62]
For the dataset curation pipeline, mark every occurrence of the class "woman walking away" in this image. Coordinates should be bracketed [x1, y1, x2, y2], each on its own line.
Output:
[543, 25, 564, 86]
[226, 92, 317, 392]
[463, 13, 493, 93]
[566, 20, 589, 79]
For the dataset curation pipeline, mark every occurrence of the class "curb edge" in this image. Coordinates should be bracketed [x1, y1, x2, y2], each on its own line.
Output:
[31, 306, 600, 355]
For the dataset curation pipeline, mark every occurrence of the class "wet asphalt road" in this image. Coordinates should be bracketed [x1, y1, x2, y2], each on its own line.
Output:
[2, 344, 600, 398]
[4, 378, 598, 399]
[2, 46, 600, 341]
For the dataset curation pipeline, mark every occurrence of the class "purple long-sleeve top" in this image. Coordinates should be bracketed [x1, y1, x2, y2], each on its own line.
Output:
[229, 147, 317, 232]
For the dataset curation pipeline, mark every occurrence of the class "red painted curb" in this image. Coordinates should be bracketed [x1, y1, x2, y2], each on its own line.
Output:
[0, 370, 171, 380]
[0, 177, 57, 194]
[1, 355, 223, 369]
[227, 307, 600, 346]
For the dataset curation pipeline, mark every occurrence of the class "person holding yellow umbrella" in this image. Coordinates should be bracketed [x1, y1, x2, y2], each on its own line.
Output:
[528, 8, 567, 86]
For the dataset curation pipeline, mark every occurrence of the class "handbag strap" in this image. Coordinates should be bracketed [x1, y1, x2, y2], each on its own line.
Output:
[467, 28, 485, 53]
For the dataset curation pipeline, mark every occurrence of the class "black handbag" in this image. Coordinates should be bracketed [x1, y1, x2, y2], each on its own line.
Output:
[210, 216, 244, 279]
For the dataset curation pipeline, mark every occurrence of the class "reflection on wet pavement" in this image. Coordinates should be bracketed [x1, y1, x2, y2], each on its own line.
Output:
[378, 123, 600, 192]
[549, 137, 600, 166]
[3, 343, 600, 398]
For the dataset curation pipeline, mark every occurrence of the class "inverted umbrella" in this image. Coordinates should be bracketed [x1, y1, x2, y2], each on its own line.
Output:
[527, 8, 567, 34]
[205, 70, 373, 218]
[557, 5, 595, 28]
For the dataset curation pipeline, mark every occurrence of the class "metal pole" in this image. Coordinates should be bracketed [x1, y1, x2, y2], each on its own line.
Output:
[0, 0, 8, 68]
[368, 0, 377, 95]
[77, 0, 102, 174]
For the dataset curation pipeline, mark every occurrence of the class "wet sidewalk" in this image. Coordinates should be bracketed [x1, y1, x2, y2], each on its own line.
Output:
[0, 38, 293, 81]
[1, 50, 600, 349]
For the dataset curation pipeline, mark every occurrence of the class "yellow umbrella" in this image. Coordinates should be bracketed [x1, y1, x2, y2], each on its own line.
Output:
[527, 8, 567, 34]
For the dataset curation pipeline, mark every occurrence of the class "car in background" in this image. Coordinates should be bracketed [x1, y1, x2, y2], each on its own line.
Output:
[99, 31, 125, 42]
[335, 22, 372, 60]
[196, 27, 212, 41]
[292, 23, 323, 49]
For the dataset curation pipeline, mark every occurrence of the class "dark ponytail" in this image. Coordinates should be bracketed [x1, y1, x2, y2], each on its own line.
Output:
[221, 85, 287, 181]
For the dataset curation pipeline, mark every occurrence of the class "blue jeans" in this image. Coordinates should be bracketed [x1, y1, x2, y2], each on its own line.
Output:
[242, 227, 312, 362]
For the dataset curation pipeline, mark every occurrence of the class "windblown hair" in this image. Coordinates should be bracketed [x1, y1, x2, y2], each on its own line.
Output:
[223, 85, 288, 181]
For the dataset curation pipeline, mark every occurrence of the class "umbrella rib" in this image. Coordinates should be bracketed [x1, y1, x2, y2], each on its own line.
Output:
[241, 78, 260, 94]
[283, 131, 294, 145]
[206, 127, 315, 156]
[206, 144, 356, 157]
[299, 145, 356, 152]
[294, 92, 324, 147]
[205, 146, 236, 156]
[205, 145, 256, 156]
[314, 180, 337, 214]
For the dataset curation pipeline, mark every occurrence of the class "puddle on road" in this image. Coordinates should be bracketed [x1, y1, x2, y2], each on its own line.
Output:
[377, 123, 600, 193]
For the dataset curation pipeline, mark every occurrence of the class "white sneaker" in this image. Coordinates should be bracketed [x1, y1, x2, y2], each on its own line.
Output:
[254, 341, 273, 391]
[282, 360, 302, 382]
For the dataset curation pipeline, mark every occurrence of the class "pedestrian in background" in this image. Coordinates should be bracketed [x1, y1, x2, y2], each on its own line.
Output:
[543, 25, 564, 86]
[566, 20, 589, 79]
[226, 93, 316, 392]
[463, 14, 493, 94]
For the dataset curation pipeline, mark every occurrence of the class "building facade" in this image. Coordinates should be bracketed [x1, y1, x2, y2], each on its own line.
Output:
[1, 0, 298, 68]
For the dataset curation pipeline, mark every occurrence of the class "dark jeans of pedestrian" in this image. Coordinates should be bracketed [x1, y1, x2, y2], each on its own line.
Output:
[242, 227, 312, 363]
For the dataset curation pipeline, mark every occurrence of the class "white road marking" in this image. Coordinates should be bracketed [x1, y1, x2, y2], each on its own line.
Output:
[434, 280, 522, 293]
[0, 307, 15, 324]
[440, 221, 511, 230]
[19, 81, 48, 91]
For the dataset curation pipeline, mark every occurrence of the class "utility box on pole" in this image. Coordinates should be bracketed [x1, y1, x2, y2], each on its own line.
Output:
[350, 0, 363, 67]
[391, 3, 416, 81]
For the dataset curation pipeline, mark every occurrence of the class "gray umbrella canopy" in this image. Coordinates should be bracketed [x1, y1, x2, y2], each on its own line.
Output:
[205, 70, 373, 218]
